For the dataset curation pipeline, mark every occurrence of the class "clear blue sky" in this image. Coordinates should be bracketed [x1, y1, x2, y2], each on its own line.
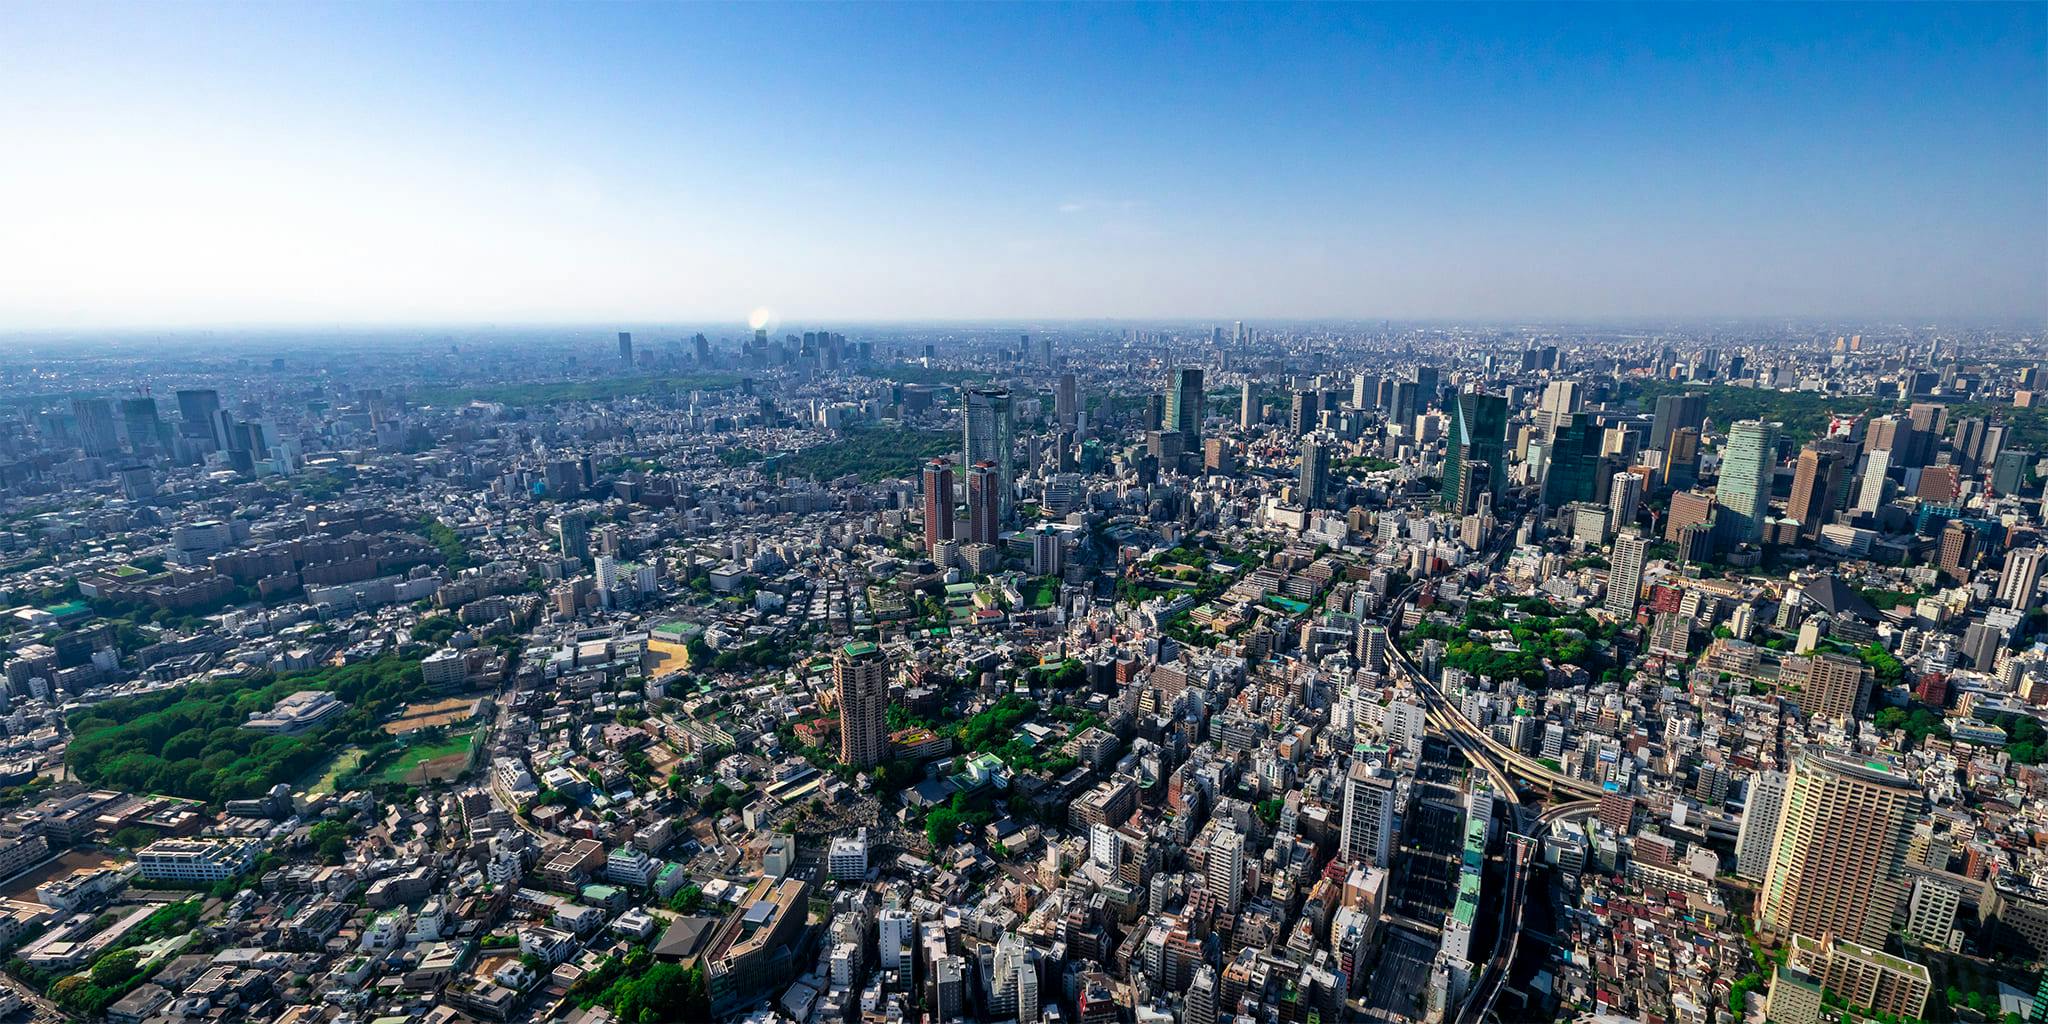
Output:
[2, 2, 2042, 326]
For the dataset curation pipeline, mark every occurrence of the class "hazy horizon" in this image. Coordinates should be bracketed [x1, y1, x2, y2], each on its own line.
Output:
[3, 312, 2044, 344]
[3, 2, 2044, 328]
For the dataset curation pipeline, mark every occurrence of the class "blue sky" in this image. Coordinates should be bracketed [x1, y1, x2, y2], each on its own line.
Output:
[1, 2, 2042, 326]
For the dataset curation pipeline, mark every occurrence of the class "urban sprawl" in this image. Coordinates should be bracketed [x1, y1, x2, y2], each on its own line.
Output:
[0, 323, 2038, 1024]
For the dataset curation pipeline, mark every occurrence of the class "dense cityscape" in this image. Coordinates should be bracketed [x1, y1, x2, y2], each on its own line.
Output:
[0, 321, 2035, 1024]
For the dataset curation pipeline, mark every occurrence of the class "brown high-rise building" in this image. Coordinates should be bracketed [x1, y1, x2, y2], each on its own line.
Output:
[1780, 651, 1869, 721]
[1866, 414, 1921, 468]
[1665, 489, 1715, 543]
[1937, 521, 1976, 581]
[1203, 437, 1237, 475]
[835, 641, 889, 769]
[966, 461, 1001, 546]
[1759, 754, 1920, 947]
[1661, 427, 1701, 491]
[1786, 446, 1839, 538]
[1917, 465, 1960, 502]
[921, 459, 955, 555]
[1906, 401, 1946, 441]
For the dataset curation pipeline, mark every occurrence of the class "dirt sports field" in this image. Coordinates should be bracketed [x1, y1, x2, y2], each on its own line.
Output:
[382, 697, 482, 735]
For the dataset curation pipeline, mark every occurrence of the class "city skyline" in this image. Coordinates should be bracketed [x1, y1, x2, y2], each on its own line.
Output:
[2, 2, 2044, 328]
[0, 3, 2045, 1022]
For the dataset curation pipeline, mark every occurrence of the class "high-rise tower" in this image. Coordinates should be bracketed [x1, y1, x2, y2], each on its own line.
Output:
[1758, 754, 1920, 947]
[835, 641, 889, 769]
[1341, 762, 1396, 867]
[1442, 392, 1508, 515]
[963, 388, 1016, 525]
[1206, 826, 1244, 912]
[966, 461, 1001, 546]
[1164, 366, 1204, 445]
[1299, 434, 1331, 510]
[1606, 529, 1649, 618]
[921, 459, 955, 555]
[1714, 419, 1777, 546]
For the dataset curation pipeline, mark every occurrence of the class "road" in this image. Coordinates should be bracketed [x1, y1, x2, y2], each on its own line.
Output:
[483, 688, 552, 844]
[1375, 524, 1606, 1024]
[1382, 544, 1608, 805]
[0, 968, 66, 1023]
[1459, 800, 1597, 1024]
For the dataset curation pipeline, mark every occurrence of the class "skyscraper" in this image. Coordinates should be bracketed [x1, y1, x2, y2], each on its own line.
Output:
[1163, 366, 1204, 444]
[1606, 529, 1649, 618]
[921, 459, 955, 555]
[1992, 449, 2032, 496]
[71, 398, 119, 458]
[1351, 373, 1374, 409]
[1917, 464, 1961, 502]
[1856, 449, 1892, 515]
[963, 388, 1015, 524]
[1354, 623, 1388, 672]
[617, 331, 633, 366]
[835, 640, 889, 770]
[1663, 426, 1701, 492]
[1055, 373, 1078, 427]
[1206, 826, 1244, 912]
[1542, 415, 1606, 509]
[1952, 416, 1988, 472]
[1239, 380, 1256, 429]
[1413, 366, 1440, 409]
[1388, 380, 1418, 432]
[176, 388, 223, 448]
[1714, 419, 1777, 546]
[119, 396, 163, 457]
[1998, 547, 2044, 610]
[966, 461, 1001, 547]
[1341, 762, 1396, 867]
[1937, 521, 1976, 581]
[1787, 445, 1843, 538]
[558, 512, 591, 562]
[1298, 434, 1331, 510]
[1536, 380, 1582, 441]
[1442, 391, 1508, 514]
[1867, 414, 1920, 469]
[1759, 754, 1921, 947]
[1649, 392, 1706, 453]
[1781, 651, 1870, 722]
[1734, 769, 1788, 882]
[1608, 470, 1643, 535]
[1289, 390, 1318, 436]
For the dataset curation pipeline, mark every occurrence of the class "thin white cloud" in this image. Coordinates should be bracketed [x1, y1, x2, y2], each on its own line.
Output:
[1057, 199, 1143, 214]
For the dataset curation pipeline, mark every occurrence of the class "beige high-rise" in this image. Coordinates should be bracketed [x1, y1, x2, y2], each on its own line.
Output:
[1779, 652, 1869, 722]
[1759, 754, 1920, 947]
